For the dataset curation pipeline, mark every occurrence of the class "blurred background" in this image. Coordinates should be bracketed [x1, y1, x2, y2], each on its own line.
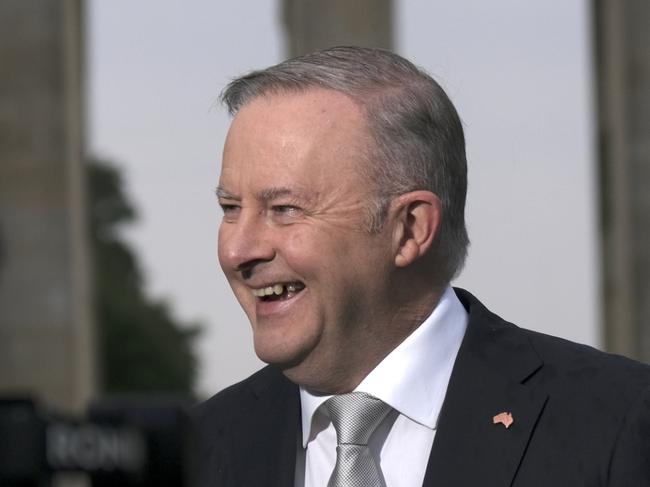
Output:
[1, 0, 649, 416]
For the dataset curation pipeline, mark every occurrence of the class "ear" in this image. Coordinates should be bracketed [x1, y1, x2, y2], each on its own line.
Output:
[391, 191, 442, 268]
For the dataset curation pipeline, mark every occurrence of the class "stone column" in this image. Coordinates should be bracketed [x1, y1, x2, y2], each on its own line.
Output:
[0, 0, 95, 412]
[594, 0, 650, 362]
[283, 0, 393, 57]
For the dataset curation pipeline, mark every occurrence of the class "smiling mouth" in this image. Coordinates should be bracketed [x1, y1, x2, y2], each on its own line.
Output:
[251, 282, 306, 302]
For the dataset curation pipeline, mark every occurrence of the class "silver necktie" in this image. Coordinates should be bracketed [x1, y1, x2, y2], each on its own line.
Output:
[325, 392, 392, 487]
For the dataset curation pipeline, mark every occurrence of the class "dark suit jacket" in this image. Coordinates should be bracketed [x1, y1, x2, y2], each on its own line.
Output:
[194, 289, 650, 486]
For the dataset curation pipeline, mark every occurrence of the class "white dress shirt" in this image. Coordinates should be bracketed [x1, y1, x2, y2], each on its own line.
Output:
[295, 286, 469, 487]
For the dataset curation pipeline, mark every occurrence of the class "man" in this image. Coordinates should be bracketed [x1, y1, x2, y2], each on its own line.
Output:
[195, 47, 650, 486]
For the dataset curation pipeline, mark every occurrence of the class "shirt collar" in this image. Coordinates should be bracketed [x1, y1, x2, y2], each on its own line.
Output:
[299, 286, 468, 447]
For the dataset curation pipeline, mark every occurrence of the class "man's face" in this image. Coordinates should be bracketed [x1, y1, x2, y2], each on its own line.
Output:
[217, 89, 397, 391]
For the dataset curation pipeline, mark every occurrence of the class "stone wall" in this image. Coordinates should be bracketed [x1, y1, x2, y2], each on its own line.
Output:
[0, 0, 95, 412]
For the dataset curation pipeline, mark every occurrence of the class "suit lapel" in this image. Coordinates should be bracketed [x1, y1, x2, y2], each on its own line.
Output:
[422, 289, 548, 487]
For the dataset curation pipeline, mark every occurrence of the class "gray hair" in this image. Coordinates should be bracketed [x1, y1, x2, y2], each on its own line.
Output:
[221, 46, 469, 281]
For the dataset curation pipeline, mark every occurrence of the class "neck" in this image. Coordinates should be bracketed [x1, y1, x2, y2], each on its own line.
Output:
[284, 278, 448, 394]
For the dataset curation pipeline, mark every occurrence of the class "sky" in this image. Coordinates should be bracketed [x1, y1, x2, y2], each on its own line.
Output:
[88, 0, 597, 397]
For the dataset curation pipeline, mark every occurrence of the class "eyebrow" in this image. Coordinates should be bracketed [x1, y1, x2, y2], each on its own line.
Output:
[256, 187, 302, 202]
[215, 186, 240, 200]
[216, 186, 305, 202]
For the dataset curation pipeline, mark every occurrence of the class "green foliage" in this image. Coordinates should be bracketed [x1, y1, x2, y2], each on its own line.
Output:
[87, 158, 200, 396]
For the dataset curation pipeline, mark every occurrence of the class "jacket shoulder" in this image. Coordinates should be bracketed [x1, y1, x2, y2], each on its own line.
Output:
[191, 366, 299, 486]
[194, 365, 291, 426]
[524, 326, 649, 372]
[455, 287, 650, 394]
[455, 288, 650, 484]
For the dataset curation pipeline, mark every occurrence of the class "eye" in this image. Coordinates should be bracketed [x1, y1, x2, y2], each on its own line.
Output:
[219, 203, 241, 220]
[271, 205, 303, 222]
[219, 203, 238, 213]
[272, 205, 301, 215]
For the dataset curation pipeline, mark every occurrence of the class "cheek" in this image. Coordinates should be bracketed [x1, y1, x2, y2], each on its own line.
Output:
[289, 230, 368, 296]
[290, 228, 372, 278]
[281, 230, 359, 289]
[280, 228, 315, 266]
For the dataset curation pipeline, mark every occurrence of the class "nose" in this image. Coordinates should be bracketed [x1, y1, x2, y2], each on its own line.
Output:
[218, 210, 275, 278]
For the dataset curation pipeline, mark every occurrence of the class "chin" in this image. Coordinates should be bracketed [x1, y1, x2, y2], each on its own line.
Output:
[253, 335, 313, 370]
[252, 312, 323, 367]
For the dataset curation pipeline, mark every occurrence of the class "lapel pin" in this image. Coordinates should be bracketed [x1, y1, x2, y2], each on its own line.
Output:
[493, 411, 514, 429]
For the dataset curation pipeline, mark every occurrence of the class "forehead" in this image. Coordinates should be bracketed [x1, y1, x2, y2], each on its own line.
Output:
[231, 87, 367, 135]
[219, 89, 372, 193]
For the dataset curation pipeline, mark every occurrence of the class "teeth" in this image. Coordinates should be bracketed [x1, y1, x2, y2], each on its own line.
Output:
[250, 282, 303, 298]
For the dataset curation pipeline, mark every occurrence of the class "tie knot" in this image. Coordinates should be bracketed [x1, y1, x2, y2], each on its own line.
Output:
[325, 392, 391, 445]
